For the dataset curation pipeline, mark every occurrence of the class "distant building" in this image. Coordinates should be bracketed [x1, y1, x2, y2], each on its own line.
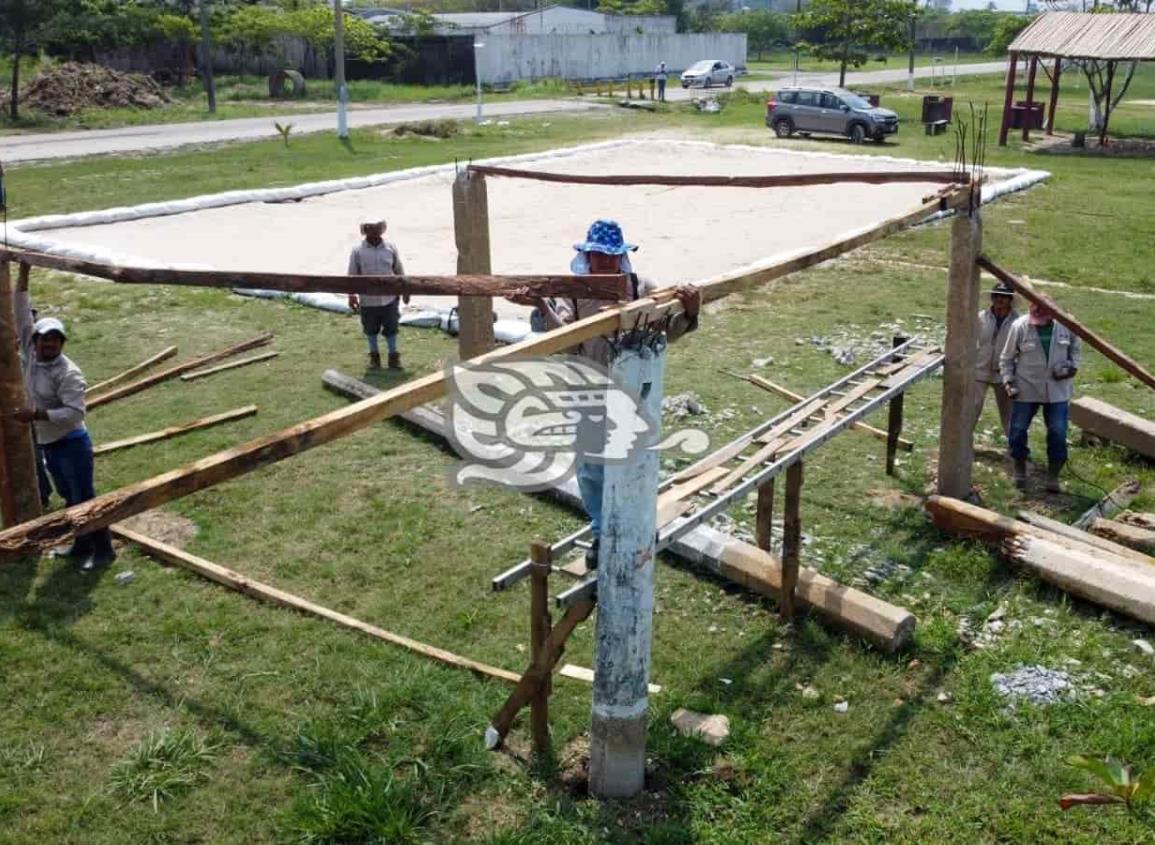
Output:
[362, 5, 678, 37]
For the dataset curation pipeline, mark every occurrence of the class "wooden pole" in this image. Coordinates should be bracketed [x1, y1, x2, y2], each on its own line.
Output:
[452, 170, 496, 360]
[938, 208, 982, 498]
[529, 540, 552, 758]
[1100, 61, 1116, 146]
[94, 405, 258, 456]
[198, 0, 216, 114]
[780, 460, 803, 622]
[180, 350, 278, 382]
[1046, 57, 1062, 135]
[978, 257, 1155, 395]
[468, 165, 966, 189]
[998, 52, 1018, 146]
[87, 346, 178, 395]
[1022, 56, 1039, 142]
[755, 480, 775, 553]
[590, 338, 665, 800]
[886, 336, 907, 476]
[0, 262, 42, 527]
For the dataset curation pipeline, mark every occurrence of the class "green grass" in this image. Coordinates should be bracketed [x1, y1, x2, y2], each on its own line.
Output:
[745, 50, 990, 76]
[3, 71, 1155, 843]
[109, 729, 218, 811]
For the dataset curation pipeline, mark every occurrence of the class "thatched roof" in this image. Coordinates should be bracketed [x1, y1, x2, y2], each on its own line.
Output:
[1009, 12, 1155, 62]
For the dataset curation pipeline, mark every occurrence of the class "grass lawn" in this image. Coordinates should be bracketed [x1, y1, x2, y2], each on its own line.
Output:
[745, 51, 990, 76]
[3, 71, 1155, 844]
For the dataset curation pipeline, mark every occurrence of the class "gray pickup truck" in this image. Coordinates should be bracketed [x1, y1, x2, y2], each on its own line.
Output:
[766, 87, 899, 144]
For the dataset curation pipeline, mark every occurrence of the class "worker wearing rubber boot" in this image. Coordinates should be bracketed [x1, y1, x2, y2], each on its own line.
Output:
[973, 280, 1019, 438]
[347, 220, 408, 370]
[999, 302, 1082, 493]
[508, 219, 701, 569]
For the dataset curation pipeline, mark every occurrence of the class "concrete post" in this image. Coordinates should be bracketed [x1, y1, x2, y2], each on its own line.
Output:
[451, 170, 496, 360]
[589, 336, 665, 799]
[0, 262, 43, 526]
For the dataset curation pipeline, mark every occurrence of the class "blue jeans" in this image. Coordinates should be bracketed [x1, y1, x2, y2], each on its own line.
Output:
[1008, 401, 1069, 466]
[41, 431, 114, 557]
[576, 461, 604, 538]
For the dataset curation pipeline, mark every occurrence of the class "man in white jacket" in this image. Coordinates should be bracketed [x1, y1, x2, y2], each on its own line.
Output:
[999, 302, 1082, 492]
[973, 280, 1019, 437]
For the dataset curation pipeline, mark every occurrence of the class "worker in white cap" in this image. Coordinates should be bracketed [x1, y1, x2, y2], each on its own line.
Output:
[346, 218, 408, 370]
[11, 271, 115, 569]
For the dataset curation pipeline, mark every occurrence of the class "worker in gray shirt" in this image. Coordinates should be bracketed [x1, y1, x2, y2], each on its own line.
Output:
[347, 219, 408, 370]
[973, 280, 1019, 437]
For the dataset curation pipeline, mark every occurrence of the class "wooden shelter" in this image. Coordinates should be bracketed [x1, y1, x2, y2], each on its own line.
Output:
[998, 11, 1155, 146]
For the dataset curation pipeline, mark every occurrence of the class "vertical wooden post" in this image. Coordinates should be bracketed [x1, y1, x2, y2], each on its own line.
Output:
[589, 338, 665, 800]
[1100, 61, 1116, 146]
[886, 335, 908, 477]
[0, 262, 43, 527]
[1021, 56, 1038, 142]
[1046, 57, 1062, 135]
[197, 0, 216, 113]
[780, 460, 803, 623]
[998, 52, 1018, 146]
[937, 206, 983, 499]
[451, 170, 496, 361]
[755, 480, 775, 552]
[529, 540, 553, 758]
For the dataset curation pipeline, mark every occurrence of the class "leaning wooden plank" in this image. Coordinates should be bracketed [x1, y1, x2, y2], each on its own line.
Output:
[1018, 510, 1152, 565]
[978, 257, 1155, 394]
[88, 333, 274, 409]
[1073, 480, 1141, 530]
[710, 435, 791, 496]
[111, 524, 521, 684]
[0, 307, 630, 558]
[0, 248, 628, 301]
[1089, 518, 1155, 555]
[823, 378, 883, 418]
[1070, 397, 1155, 460]
[94, 405, 259, 456]
[180, 350, 279, 382]
[734, 373, 912, 451]
[670, 524, 915, 652]
[469, 164, 965, 189]
[87, 346, 178, 395]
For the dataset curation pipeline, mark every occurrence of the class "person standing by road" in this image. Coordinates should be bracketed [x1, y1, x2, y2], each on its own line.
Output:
[655, 62, 668, 102]
[11, 271, 115, 570]
[1000, 302, 1082, 493]
[973, 280, 1019, 438]
[347, 219, 408, 370]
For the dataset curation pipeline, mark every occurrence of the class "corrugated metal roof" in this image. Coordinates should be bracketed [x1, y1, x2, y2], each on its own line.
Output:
[1009, 12, 1155, 61]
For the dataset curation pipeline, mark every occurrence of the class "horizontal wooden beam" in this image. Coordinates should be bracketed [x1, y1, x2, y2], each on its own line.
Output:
[87, 346, 178, 395]
[0, 248, 628, 301]
[95, 405, 258, 456]
[180, 350, 279, 383]
[978, 256, 1155, 394]
[469, 164, 966, 189]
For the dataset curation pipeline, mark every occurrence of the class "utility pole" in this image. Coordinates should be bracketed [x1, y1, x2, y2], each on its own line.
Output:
[198, 0, 216, 114]
[334, 0, 348, 139]
[908, 1, 919, 92]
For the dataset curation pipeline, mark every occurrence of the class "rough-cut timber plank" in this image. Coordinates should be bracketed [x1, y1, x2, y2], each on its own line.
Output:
[94, 406, 259, 456]
[470, 164, 965, 189]
[1070, 397, 1155, 460]
[0, 248, 629, 302]
[1090, 518, 1155, 554]
[88, 334, 273, 409]
[979, 257, 1155, 394]
[111, 524, 521, 683]
[180, 350, 278, 382]
[87, 346, 178, 395]
[1018, 510, 1152, 565]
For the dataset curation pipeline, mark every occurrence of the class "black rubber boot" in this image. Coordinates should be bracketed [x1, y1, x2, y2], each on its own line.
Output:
[585, 538, 600, 571]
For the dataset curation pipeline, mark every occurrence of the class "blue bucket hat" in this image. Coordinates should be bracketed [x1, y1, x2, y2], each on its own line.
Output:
[573, 219, 637, 256]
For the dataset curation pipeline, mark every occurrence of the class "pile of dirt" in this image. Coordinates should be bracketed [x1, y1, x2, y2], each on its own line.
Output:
[20, 63, 170, 116]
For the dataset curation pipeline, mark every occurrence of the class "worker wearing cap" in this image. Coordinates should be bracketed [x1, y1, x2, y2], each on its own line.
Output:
[1000, 302, 1082, 493]
[508, 219, 701, 569]
[973, 280, 1020, 437]
[11, 271, 115, 569]
[347, 219, 408, 370]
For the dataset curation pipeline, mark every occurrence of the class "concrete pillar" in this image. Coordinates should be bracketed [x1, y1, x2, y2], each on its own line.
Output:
[0, 262, 42, 527]
[451, 170, 496, 360]
[589, 336, 665, 799]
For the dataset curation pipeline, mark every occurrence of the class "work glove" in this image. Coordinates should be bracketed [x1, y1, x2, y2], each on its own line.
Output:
[347, 295, 359, 313]
[1055, 364, 1077, 381]
[1004, 382, 1020, 399]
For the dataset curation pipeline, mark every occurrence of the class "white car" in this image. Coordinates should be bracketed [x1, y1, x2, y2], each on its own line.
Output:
[681, 60, 735, 89]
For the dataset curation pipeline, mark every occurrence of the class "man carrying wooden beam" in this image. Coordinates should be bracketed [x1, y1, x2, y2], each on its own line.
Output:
[346, 219, 408, 370]
[1000, 302, 1081, 493]
[973, 280, 1019, 438]
[508, 219, 700, 569]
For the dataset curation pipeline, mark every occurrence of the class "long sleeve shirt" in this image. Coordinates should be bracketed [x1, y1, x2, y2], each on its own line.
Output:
[975, 307, 1020, 384]
[15, 291, 88, 445]
[998, 315, 1083, 404]
[347, 239, 404, 308]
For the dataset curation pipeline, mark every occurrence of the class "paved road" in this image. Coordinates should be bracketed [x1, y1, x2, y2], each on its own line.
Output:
[1, 61, 1007, 164]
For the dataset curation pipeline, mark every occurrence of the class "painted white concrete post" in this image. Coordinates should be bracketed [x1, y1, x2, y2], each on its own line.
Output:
[589, 336, 666, 799]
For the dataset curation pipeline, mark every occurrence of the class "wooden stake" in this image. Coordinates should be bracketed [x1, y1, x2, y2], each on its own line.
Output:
[1046, 57, 1062, 135]
[87, 346, 179, 395]
[998, 52, 1018, 146]
[88, 333, 273, 409]
[529, 540, 553, 758]
[180, 350, 278, 382]
[938, 210, 982, 498]
[1022, 56, 1038, 143]
[452, 170, 496, 360]
[755, 480, 775, 552]
[780, 460, 803, 622]
[0, 262, 42, 527]
[111, 523, 521, 683]
[886, 336, 907, 476]
[94, 405, 258, 456]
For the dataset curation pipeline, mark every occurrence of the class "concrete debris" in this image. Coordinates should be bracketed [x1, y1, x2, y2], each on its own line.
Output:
[662, 392, 706, 419]
[114, 570, 136, 586]
[670, 708, 729, 745]
[833, 701, 849, 714]
[800, 685, 820, 699]
[751, 356, 774, 368]
[804, 317, 945, 368]
[990, 665, 1079, 707]
[1133, 639, 1155, 657]
[936, 690, 952, 704]
[1139, 695, 1155, 707]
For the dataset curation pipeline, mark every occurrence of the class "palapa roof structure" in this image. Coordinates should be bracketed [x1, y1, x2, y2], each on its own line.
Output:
[1009, 12, 1155, 62]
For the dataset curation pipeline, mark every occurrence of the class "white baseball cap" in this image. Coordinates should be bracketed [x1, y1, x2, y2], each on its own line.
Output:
[33, 317, 67, 339]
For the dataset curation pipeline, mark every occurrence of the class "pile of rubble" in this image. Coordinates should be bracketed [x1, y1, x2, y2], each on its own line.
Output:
[17, 63, 170, 116]
[797, 315, 946, 367]
[991, 665, 1080, 707]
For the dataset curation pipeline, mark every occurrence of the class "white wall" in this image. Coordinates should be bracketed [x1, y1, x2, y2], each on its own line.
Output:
[477, 33, 747, 83]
